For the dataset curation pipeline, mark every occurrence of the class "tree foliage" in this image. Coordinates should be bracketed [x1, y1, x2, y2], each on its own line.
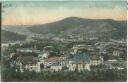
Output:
[1, 68, 127, 82]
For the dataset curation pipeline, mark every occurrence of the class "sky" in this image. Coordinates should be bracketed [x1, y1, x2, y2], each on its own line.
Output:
[2, 1, 127, 25]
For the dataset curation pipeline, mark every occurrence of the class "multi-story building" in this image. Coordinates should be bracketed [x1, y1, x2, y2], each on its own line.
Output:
[15, 56, 40, 72]
[90, 55, 103, 66]
[68, 53, 91, 72]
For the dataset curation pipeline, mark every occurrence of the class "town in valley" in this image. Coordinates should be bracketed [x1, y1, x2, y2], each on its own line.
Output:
[1, 21, 127, 81]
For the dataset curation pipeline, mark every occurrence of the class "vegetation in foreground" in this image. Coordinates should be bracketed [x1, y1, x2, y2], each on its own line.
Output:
[1, 59, 127, 82]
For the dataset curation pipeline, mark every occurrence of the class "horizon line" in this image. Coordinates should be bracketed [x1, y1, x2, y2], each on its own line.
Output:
[2, 17, 127, 26]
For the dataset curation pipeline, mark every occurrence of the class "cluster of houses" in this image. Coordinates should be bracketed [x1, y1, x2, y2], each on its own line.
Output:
[2, 38, 126, 73]
[7, 44, 104, 72]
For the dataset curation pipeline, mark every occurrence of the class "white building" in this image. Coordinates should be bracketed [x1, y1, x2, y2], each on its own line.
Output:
[50, 62, 63, 72]
[15, 56, 40, 72]
[16, 48, 40, 53]
[1, 43, 9, 49]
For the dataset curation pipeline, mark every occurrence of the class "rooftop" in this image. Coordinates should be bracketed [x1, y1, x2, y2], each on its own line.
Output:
[45, 56, 65, 62]
[16, 55, 38, 65]
[69, 53, 90, 64]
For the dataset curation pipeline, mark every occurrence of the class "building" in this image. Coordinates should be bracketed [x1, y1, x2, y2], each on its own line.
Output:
[25, 38, 37, 43]
[68, 53, 91, 72]
[9, 53, 16, 59]
[2, 43, 9, 48]
[43, 56, 66, 67]
[71, 44, 94, 55]
[38, 51, 50, 64]
[16, 48, 40, 53]
[50, 62, 63, 72]
[113, 50, 120, 56]
[59, 55, 68, 66]
[113, 49, 126, 57]
[43, 57, 60, 67]
[90, 55, 103, 66]
[38, 51, 50, 63]
[71, 44, 87, 54]
[104, 59, 125, 70]
[15, 56, 40, 72]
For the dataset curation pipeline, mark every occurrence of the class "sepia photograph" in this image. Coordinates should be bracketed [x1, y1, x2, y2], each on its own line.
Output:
[1, 0, 127, 82]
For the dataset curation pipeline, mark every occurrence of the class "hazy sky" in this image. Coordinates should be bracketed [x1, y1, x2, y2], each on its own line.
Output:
[2, 1, 127, 25]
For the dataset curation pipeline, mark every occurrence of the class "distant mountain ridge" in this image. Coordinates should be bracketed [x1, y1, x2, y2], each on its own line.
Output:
[27, 17, 127, 40]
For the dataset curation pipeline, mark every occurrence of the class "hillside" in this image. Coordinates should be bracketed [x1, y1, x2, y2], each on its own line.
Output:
[28, 17, 127, 40]
[1, 30, 26, 42]
[2, 25, 35, 37]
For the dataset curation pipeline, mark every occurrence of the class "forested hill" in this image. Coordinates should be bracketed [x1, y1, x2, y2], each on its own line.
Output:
[28, 17, 127, 40]
[1, 30, 26, 42]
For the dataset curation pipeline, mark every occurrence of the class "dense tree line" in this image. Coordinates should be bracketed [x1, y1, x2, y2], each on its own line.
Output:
[1, 61, 127, 82]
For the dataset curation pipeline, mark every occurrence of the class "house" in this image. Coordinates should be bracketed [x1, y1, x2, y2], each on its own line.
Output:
[59, 55, 68, 66]
[90, 55, 103, 66]
[68, 53, 91, 72]
[25, 38, 37, 43]
[113, 50, 120, 56]
[107, 59, 117, 62]
[71, 44, 87, 54]
[50, 62, 63, 72]
[71, 44, 94, 55]
[16, 48, 40, 53]
[9, 53, 16, 59]
[43, 56, 67, 67]
[104, 59, 125, 70]
[15, 56, 40, 72]
[1, 43, 9, 48]
[1, 43, 9, 50]
[43, 46, 53, 51]
[38, 51, 50, 63]
[113, 49, 126, 57]
[43, 57, 60, 67]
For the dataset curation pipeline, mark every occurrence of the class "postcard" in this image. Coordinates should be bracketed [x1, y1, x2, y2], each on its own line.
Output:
[1, 0, 127, 82]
